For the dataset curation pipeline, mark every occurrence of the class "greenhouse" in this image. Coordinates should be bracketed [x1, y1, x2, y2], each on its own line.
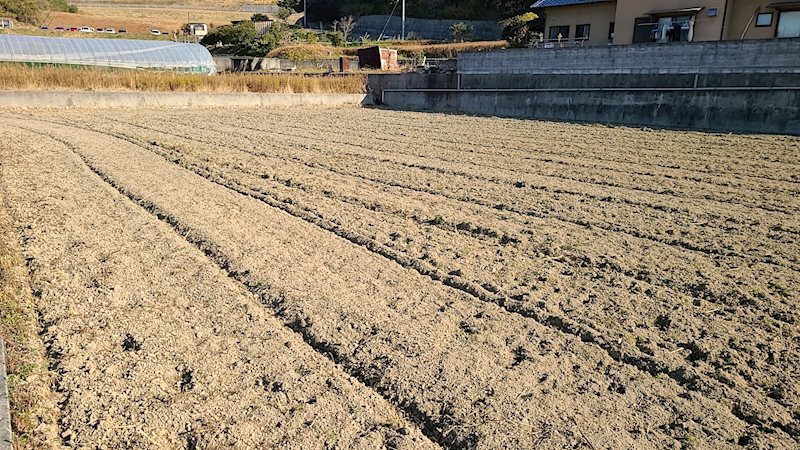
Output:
[0, 35, 216, 74]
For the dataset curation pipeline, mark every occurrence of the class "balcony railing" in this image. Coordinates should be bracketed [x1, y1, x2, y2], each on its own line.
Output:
[529, 37, 592, 49]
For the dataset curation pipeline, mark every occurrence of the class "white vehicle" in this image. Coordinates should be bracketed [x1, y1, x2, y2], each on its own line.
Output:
[150, 29, 161, 35]
[104, 28, 116, 34]
[79, 26, 95, 33]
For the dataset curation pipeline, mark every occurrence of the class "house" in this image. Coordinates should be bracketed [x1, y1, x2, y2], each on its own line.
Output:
[187, 23, 208, 37]
[0, 18, 13, 29]
[532, 0, 800, 45]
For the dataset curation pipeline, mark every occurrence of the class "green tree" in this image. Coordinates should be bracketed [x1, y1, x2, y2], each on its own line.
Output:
[325, 31, 344, 47]
[201, 21, 259, 47]
[277, 0, 301, 11]
[277, 7, 292, 21]
[500, 12, 539, 48]
[450, 22, 474, 42]
[0, 0, 42, 23]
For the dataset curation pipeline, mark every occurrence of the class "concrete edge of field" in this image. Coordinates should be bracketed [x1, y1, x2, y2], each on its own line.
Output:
[0, 91, 373, 108]
[0, 339, 11, 450]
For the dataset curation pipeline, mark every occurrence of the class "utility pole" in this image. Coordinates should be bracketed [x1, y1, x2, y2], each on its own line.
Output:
[402, 0, 405, 40]
[304, 0, 307, 28]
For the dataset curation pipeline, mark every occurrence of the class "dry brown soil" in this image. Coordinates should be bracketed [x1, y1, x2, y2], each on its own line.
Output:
[0, 107, 797, 449]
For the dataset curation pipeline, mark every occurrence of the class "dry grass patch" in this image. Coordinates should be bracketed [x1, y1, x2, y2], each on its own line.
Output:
[0, 199, 58, 449]
[46, 9, 256, 35]
[0, 65, 367, 93]
[271, 41, 508, 61]
[267, 44, 345, 60]
[72, 0, 275, 7]
[341, 40, 508, 58]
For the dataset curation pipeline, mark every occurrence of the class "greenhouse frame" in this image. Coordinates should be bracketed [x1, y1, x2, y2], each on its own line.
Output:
[0, 34, 217, 74]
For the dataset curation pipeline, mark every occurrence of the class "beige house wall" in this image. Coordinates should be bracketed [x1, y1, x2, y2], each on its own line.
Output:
[613, 0, 729, 44]
[725, 0, 779, 40]
[542, 1, 618, 46]
[541, 0, 799, 45]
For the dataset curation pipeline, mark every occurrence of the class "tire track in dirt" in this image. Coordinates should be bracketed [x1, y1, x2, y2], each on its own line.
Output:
[155, 113, 795, 216]
[171, 113, 799, 210]
[24, 114, 800, 413]
[27, 113, 800, 325]
[22, 117, 798, 442]
[134, 136, 800, 402]
[16, 117, 786, 448]
[70, 115, 798, 296]
[127, 133, 800, 441]
[342, 110, 800, 178]
[213, 113, 800, 196]
[0, 125, 438, 450]
[129, 114, 800, 270]
[222, 108, 800, 185]
[44, 113, 797, 273]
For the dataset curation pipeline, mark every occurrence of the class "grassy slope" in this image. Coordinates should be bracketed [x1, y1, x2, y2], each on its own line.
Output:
[0, 193, 59, 449]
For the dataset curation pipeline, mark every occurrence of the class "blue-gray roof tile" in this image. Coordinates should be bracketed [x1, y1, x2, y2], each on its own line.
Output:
[532, 0, 611, 8]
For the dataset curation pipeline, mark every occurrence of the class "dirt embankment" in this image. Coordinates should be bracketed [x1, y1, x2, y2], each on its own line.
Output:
[0, 108, 797, 449]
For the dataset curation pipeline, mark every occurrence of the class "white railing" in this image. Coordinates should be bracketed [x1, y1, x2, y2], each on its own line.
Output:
[529, 37, 592, 49]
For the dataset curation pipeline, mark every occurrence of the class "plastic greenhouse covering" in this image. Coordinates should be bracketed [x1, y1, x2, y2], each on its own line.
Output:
[0, 35, 217, 74]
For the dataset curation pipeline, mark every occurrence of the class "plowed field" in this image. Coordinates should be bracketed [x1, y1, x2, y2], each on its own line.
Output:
[0, 107, 797, 449]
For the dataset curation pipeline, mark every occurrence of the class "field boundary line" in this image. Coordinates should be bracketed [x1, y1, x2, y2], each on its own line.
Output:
[38, 117, 795, 441]
[0, 92, 371, 109]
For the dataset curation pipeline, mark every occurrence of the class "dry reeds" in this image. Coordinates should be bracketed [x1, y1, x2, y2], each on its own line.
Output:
[0, 64, 367, 94]
[269, 40, 508, 60]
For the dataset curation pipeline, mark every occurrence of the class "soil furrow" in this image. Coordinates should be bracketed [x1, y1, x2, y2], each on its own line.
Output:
[21, 118, 791, 448]
[3, 108, 797, 449]
[342, 110, 800, 175]
[24, 115, 800, 409]
[0, 124, 438, 450]
[28, 119, 798, 440]
[37, 114, 798, 273]
[207, 114, 800, 201]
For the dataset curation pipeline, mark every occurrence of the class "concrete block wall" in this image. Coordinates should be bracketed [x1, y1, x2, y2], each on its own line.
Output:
[380, 89, 800, 135]
[458, 38, 800, 74]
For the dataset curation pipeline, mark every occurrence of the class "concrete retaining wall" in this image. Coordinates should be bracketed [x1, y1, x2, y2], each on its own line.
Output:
[0, 91, 371, 108]
[459, 38, 800, 74]
[369, 72, 800, 96]
[380, 89, 800, 135]
[368, 38, 800, 135]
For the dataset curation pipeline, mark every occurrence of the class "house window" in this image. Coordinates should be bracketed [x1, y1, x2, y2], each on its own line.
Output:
[549, 25, 569, 40]
[756, 12, 773, 27]
[633, 17, 654, 43]
[608, 22, 615, 40]
[576, 24, 591, 39]
[777, 11, 800, 38]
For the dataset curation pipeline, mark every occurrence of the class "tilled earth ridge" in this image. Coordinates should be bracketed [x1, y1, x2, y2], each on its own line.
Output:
[0, 125, 436, 449]
[0, 108, 798, 449]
